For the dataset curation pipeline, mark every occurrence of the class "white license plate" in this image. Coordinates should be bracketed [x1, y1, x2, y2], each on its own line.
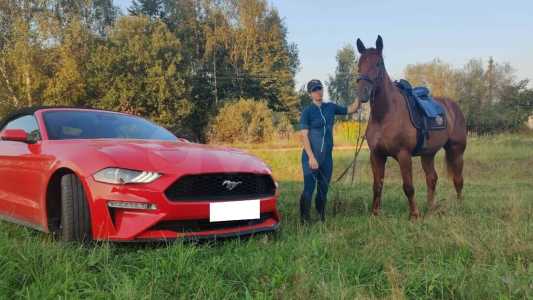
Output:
[209, 200, 260, 222]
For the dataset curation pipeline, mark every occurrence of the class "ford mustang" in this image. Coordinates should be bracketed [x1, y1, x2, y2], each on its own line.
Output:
[0, 107, 280, 242]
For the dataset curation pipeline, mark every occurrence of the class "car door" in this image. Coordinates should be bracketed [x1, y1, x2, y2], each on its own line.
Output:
[0, 115, 48, 227]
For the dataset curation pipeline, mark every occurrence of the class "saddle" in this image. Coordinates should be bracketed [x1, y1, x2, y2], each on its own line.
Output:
[394, 79, 447, 156]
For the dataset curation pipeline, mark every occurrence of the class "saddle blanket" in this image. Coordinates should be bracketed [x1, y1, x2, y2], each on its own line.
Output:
[394, 79, 447, 155]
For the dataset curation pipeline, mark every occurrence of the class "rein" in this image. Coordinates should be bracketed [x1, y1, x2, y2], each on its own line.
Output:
[334, 107, 366, 185]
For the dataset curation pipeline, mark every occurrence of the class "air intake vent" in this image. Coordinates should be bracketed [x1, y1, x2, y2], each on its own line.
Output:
[165, 173, 276, 201]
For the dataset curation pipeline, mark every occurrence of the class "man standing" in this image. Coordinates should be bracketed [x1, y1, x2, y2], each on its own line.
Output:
[299, 79, 360, 223]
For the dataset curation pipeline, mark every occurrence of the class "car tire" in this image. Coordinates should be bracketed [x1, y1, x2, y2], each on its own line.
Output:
[60, 174, 92, 242]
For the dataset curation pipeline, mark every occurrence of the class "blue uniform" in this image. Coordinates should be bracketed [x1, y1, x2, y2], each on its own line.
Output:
[300, 102, 348, 214]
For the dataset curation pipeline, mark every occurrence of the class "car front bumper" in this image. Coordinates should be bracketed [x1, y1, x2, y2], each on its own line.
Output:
[83, 176, 280, 241]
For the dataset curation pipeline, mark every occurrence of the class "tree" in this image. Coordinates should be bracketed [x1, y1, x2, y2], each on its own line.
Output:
[328, 45, 358, 107]
[199, 0, 300, 111]
[403, 57, 531, 134]
[404, 58, 459, 99]
[208, 98, 274, 143]
[88, 16, 192, 135]
[0, 0, 302, 141]
[0, 8, 49, 110]
[297, 85, 312, 111]
[128, 0, 300, 139]
[129, 0, 165, 19]
[44, 18, 91, 106]
[0, 0, 118, 117]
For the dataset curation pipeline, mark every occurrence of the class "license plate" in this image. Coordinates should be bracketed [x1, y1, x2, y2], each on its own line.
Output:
[209, 200, 260, 222]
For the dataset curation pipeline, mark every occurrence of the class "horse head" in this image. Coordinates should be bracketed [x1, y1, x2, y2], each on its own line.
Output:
[356, 35, 386, 103]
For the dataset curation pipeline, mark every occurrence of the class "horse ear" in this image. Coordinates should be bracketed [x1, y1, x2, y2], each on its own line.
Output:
[356, 38, 366, 54]
[376, 35, 383, 52]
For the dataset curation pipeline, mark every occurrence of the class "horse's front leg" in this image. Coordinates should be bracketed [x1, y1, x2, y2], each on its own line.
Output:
[370, 152, 387, 216]
[397, 151, 420, 220]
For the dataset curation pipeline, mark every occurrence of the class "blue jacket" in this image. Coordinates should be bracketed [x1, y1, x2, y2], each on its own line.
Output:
[300, 102, 348, 162]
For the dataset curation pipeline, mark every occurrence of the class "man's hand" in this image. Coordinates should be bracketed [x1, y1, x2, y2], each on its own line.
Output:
[300, 129, 319, 170]
[309, 156, 319, 170]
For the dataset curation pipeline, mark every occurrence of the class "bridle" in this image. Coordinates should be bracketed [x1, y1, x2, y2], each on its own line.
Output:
[356, 56, 385, 103]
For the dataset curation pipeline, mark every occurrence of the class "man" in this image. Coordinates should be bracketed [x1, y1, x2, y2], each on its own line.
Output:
[299, 79, 360, 223]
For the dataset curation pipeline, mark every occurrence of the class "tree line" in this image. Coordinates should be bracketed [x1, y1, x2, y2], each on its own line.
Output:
[1, 1, 531, 141]
[0, 0, 299, 141]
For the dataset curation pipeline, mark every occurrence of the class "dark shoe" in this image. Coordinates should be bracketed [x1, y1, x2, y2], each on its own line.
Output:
[316, 197, 326, 222]
[318, 210, 326, 222]
[299, 194, 311, 224]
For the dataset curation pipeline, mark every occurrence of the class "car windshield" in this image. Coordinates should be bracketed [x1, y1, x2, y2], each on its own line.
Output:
[43, 110, 177, 141]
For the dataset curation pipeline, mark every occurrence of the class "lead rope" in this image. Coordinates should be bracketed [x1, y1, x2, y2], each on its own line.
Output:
[334, 106, 366, 184]
[331, 105, 367, 216]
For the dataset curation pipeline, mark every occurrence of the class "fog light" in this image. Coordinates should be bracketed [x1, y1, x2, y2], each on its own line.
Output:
[107, 201, 157, 210]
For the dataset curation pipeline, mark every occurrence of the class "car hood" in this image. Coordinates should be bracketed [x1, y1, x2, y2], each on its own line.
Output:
[50, 139, 270, 176]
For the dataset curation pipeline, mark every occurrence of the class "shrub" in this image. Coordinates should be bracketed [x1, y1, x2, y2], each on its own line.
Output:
[273, 112, 294, 140]
[208, 98, 275, 144]
[334, 120, 367, 145]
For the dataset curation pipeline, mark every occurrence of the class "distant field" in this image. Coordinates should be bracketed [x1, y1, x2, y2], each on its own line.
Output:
[1, 134, 532, 299]
[223, 120, 366, 150]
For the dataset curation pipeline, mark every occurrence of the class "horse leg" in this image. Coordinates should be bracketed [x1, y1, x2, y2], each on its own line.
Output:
[397, 151, 420, 219]
[421, 155, 438, 211]
[370, 152, 387, 216]
[445, 143, 465, 201]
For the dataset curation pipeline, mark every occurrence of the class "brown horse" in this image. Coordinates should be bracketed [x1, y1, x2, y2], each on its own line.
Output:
[356, 35, 467, 219]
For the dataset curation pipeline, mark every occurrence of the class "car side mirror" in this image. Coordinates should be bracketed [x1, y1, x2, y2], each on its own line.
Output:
[0, 129, 30, 143]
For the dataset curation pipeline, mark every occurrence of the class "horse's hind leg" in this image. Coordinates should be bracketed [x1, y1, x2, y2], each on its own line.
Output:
[445, 143, 465, 201]
[397, 151, 420, 219]
[421, 155, 438, 210]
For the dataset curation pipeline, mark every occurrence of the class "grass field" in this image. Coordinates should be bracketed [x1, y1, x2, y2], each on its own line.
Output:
[1, 134, 532, 299]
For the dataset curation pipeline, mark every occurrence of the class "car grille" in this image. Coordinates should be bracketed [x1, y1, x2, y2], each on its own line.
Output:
[151, 213, 274, 233]
[164, 173, 276, 201]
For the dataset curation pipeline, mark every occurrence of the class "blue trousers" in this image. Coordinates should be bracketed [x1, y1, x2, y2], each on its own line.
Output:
[301, 150, 333, 212]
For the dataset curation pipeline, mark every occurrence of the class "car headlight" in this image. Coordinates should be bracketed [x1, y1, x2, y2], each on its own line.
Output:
[93, 168, 161, 184]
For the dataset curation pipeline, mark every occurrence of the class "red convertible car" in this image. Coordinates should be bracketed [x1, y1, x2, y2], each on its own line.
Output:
[0, 107, 280, 242]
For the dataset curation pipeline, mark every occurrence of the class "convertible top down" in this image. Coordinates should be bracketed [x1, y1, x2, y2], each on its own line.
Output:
[0, 107, 280, 241]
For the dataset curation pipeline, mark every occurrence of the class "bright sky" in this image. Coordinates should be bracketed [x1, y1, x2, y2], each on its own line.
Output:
[115, 0, 533, 91]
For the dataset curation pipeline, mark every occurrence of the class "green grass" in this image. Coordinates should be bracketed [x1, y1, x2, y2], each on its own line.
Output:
[1, 134, 533, 299]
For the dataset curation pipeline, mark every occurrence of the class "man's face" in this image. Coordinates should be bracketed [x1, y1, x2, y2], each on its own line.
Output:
[310, 88, 323, 102]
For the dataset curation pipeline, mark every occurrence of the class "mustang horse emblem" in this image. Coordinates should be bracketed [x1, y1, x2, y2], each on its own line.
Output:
[222, 180, 242, 191]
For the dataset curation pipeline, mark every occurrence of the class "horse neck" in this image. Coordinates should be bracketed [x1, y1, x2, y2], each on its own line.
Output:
[370, 72, 395, 122]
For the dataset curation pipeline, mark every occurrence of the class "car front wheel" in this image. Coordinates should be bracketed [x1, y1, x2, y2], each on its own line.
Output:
[60, 174, 92, 242]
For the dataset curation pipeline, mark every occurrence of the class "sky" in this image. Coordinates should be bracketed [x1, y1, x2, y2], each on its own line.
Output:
[115, 0, 533, 92]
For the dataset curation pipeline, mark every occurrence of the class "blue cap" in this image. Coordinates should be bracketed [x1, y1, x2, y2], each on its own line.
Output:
[307, 79, 323, 93]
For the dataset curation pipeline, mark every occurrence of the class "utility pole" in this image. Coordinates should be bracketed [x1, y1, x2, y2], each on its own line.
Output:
[486, 56, 495, 105]
[213, 14, 218, 105]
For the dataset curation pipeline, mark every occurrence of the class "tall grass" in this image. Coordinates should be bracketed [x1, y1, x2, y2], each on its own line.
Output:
[0, 133, 532, 299]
